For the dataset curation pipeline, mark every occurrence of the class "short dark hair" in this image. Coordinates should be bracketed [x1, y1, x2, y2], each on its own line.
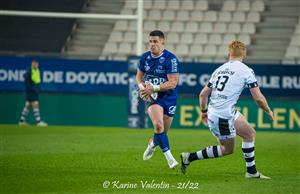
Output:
[149, 30, 165, 39]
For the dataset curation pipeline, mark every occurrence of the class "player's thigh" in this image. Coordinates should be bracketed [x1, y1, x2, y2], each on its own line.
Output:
[234, 112, 256, 141]
[163, 114, 173, 132]
[207, 113, 236, 140]
[147, 104, 164, 131]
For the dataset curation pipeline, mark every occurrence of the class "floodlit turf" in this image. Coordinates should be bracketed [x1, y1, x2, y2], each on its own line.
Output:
[0, 125, 299, 194]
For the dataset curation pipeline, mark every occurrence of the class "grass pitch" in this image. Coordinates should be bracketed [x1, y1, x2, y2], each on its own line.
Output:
[0, 125, 299, 194]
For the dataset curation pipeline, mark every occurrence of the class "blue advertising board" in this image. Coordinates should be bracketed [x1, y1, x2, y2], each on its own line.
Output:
[0, 56, 299, 97]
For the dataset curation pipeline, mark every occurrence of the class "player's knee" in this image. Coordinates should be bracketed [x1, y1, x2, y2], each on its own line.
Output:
[245, 129, 256, 142]
[220, 145, 234, 155]
[152, 119, 164, 131]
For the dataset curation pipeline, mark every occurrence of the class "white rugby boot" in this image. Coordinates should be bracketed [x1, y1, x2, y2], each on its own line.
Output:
[143, 138, 156, 160]
[245, 172, 270, 179]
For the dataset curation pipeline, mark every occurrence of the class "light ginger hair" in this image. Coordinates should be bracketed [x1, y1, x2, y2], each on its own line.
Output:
[228, 40, 246, 59]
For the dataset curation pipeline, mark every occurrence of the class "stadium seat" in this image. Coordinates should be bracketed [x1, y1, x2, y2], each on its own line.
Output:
[180, 33, 194, 44]
[170, 22, 185, 32]
[223, 34, 236, 44]
[102, 42, 118, 54]
[162, 10, 176, 21]
[237, 0, 250, 11]
[204, 45, 217, 56]
[208, 34, 222, 45]
[167, 0, 180, 10]
[124, 0, 136, 9]
[232, 12, 246, 23]
[195, 34, 208, 44]
[143, 21, 156, 31]
[128, 21, 136, 31]
[143, 32, 149, 43]
[195, 0, 208, 11]
[181, 0, 194, 10]
[218, 12, 232, 22]
[167, 44, 175, 52]
[190, 11, 204, 21]
[200, 22, 213, 33]
[185, 22, 199, 33]
[152, 0, 166, 10]
[237, 34, 251, 45]
[166, 32, 180, 44]
[175, 44, 189, 56]
[144, 0, 152, 9]
[157, 21, 171, 32]
[120, 9, 134, 15]
[108, 31, 123, 42]
[118, 42, 132, 55]
[227, 23, 241, 33]
[251, 0, 265, 12]
[114, 20, 128, 31]
[247, 12, 260, 23]
[242, 23, 256, 34]
[217, 45, 228, 57]
[222, 0, 237, 11]
[148, 10, 161, 20]
[189, 45, 203, 56]
[123, 31, 136, 42]
[285, 46, 300, 58]
[204, 11, 218, 22]
[176, 11, 190, 21]
[214, 23, 227, 33]
[290, 35, 300, 46]
[295, 24, 300, 34]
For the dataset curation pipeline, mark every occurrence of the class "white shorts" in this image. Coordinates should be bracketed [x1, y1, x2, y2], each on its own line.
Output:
[207, 111, 241, 140]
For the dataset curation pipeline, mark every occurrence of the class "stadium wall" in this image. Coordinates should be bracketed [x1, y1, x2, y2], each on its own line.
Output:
[0, 92, 299, 131]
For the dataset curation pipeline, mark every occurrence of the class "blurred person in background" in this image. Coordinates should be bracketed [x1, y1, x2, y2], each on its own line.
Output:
[136, 30, 180, 169]
[19, 60, 47, 127]
[181, 40, 273, 178]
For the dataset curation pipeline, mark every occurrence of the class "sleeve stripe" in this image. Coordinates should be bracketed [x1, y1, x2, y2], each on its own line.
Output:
[248, 82, 258, 88]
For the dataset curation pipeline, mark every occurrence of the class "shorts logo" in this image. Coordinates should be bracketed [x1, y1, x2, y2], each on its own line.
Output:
[168, 106, 176, 115]
[159, 57, 165, 63]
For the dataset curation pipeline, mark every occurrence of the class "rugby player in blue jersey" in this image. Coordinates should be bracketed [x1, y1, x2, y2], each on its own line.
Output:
[136, 30, 179, 169]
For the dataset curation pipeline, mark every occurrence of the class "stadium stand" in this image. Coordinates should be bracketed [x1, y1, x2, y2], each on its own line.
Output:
[0, 0, 86, 54]
[0, 0, 299, 64]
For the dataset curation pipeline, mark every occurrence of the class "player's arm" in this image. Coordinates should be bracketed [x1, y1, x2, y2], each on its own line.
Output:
[136, 69, 145, 87]
[250, 87, 274, 121]
[159, 73, 179, 91]
[199, 85, 212, 124]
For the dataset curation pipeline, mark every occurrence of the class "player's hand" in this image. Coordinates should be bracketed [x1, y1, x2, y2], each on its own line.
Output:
[143, 84, 154, 95]
[202, 112, 208, 125]
[266, 110, 274, 121]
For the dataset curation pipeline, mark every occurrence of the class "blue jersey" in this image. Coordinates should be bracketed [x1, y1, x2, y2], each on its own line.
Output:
[138, 49, 179, 101]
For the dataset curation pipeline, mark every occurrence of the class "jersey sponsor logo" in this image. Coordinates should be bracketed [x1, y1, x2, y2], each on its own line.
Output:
[171, 58, 178, 73]
[145, 75, 166, 85]
[159, 57, 165, 64]
[168, 106, 176, 115]
[155, 65, 166, 74]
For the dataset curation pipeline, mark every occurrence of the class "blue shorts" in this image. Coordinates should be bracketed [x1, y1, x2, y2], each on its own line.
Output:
[148, 98, 177, 117]
[25, 91, 39, 102]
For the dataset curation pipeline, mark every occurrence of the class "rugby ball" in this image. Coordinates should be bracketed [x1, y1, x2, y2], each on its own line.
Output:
[138, 82, 158, 102]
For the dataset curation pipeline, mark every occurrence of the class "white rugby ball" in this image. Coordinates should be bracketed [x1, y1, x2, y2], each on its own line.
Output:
[138, 82, 158, 102]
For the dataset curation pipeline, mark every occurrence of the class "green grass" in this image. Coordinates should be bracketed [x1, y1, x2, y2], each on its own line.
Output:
[0, 125, 299, 194]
